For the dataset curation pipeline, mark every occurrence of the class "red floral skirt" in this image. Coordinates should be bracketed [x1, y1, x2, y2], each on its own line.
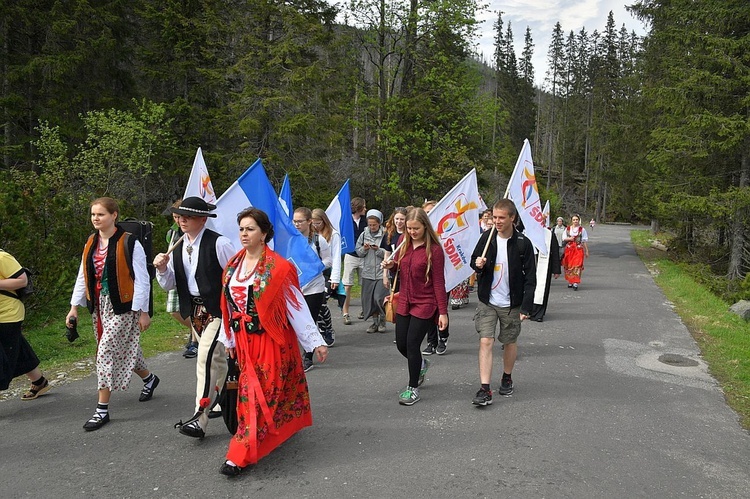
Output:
[226, 327, 312, 467]
[562, 243, 585, 284]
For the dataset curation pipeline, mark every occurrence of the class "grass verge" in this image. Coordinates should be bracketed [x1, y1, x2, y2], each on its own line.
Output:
[632, 230, 750, 429]
[3, 282, 361, 400]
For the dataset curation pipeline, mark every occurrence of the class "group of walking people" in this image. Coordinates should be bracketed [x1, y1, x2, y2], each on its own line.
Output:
[1, 189, 592, 479]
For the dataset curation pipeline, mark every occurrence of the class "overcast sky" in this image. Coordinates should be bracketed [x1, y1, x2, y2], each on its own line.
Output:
[475, 0, 648, 86]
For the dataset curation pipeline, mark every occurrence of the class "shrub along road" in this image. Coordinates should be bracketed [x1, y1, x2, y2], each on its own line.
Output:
[1, 224, 748, 498]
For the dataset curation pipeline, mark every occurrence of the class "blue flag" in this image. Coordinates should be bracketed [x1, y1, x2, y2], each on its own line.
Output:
[278, 173, 293, 216]
[215, 159, 324, 287]
[325, 179, 356, 254]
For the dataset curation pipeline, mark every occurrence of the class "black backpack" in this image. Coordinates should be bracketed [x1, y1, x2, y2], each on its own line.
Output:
[0, 249, 35, 301]
[117, 219, 155, 316]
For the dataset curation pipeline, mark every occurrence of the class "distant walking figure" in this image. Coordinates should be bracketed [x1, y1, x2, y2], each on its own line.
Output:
[562, 214, 590, 291]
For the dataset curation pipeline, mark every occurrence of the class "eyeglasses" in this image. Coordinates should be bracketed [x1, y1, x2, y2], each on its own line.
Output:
[292, 219, 308, 225]
[312, 219, 324, 225]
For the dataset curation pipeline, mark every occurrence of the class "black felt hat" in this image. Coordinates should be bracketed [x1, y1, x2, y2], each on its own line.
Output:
[170, 196, 217, 218]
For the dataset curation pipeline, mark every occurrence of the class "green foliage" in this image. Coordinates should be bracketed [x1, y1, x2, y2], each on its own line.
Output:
[633, 230, 750, 429]
[22, 286, 185, 371]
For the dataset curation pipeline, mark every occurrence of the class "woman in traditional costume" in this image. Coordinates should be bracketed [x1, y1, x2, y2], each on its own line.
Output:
[68, 197, 158, 431]
[561, 214, 590, 291]
[218, 207, 328, 476]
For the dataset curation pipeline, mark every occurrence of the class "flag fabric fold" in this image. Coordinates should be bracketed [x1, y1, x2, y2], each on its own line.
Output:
[506, 139, 548, 255]
[427, 169, 483, 291]
[184, 147, 218, 204]
[278, 174, 293, 216]
[215, 160, 324, 287]
[325, 179, 356, 255]
[542, 200, 551, 228]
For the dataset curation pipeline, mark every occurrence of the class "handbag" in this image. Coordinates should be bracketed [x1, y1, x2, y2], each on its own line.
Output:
[218, 356, 240, 434]
[384, 270, 399, 323]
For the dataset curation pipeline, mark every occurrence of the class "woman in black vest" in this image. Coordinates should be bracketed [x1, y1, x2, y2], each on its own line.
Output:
[67, 197, 158, 431]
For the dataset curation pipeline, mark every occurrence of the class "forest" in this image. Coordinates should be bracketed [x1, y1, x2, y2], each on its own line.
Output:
[0, 0, 748, 304]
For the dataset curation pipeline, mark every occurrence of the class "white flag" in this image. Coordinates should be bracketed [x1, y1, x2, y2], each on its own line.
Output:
[183, 148, 238, 251]
[506, 139, 548, 255]
[542, 200, 551, 228]
[427, 169, 483, 291]
[184, 147, 217, 204]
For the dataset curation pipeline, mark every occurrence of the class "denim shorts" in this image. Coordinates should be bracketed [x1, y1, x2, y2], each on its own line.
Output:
[474, 301, 521, 344]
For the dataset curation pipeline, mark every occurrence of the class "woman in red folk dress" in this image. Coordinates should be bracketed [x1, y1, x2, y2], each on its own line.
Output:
[218, 207, 328, 477]
[561, 214, 590, 291]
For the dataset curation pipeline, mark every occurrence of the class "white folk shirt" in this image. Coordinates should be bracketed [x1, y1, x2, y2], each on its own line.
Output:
[155, 227, 235, 295]
[489, 234, 511, 308]
[70, 240, 151, 313]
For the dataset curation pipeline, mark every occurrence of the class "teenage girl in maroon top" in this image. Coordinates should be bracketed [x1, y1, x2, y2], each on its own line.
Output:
[383, 208, 448, 406]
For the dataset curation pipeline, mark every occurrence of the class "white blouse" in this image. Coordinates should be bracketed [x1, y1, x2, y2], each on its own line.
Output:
[218, 270, 325, 353]
[70, 240, 150, 313]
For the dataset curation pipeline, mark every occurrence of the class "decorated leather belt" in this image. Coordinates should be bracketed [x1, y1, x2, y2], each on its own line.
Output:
[230, 312, 264, 336]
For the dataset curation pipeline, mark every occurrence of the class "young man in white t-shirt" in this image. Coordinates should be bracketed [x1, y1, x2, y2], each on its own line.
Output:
[469, 199, 536, 406]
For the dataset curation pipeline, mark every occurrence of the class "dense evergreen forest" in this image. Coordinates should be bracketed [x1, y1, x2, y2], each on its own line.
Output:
[1, 0, 748, 304]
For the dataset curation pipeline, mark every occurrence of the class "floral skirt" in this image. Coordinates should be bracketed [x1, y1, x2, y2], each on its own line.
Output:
[93, 294, 147, 391]
[226, 327, 312, 467]
[562, 243, 585, 285]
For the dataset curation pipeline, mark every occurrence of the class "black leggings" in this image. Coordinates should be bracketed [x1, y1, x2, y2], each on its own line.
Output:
[395, 314, 434, 387]
[426, 291, 449, 346]
[317, 303, 333, 333]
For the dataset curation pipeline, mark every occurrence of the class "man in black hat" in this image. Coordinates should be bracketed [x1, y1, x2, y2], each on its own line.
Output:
[153, 196, 236, 438]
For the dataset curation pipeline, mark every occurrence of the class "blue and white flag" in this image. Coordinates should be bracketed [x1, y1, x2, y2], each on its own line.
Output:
[211, 159, 323, 287]
[278, 174, 293, 216]
[325, 179, 355, 254]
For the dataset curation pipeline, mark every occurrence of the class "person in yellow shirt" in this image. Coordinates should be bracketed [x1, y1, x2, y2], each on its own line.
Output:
[0, 249, 49, 400]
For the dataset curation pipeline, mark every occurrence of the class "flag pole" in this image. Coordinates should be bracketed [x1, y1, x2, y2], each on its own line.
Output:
[166, 234, 185, 256]
[480, 226, 495, 259]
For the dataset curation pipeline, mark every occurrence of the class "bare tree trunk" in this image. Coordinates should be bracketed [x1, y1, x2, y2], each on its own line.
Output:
[728, 132, 750, 279]
[401, 0, 417, 96]
[2, 15, 9, 169]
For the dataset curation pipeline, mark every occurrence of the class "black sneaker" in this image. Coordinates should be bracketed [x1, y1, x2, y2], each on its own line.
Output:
[303, 356, 314, 372]
[472, 388, 493, 406]
[421, 343, 436, 355]
[183, 342, 198, 358]
[436, 338, 447, 355]
[499, 377, 514, 396]
[322, 331, 335, 347]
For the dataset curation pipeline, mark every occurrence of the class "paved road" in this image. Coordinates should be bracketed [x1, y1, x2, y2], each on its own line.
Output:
[1, 224, 748, 498]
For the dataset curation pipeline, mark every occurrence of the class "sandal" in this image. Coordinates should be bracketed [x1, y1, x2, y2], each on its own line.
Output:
[21, 379, 50, 401]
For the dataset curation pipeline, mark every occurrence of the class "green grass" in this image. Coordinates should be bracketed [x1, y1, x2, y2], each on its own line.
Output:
[22, 286, 188, 372]
[632, 230, 750, 429]
[21, 281, 362, 372]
